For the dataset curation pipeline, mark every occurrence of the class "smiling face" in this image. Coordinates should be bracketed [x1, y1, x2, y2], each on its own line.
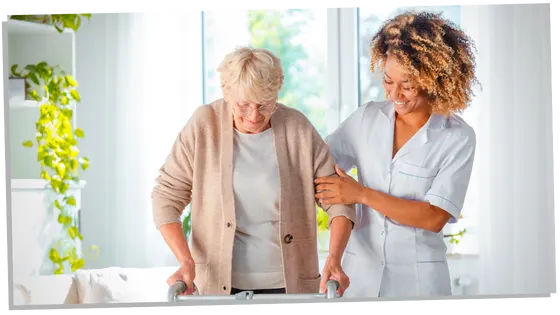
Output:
[382, 54, 430, 116]
[229, 94, 277, 134]
[370, 12, 479, 117]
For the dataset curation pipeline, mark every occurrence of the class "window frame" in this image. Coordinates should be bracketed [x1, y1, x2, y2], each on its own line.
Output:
[198, 7, 477, 256]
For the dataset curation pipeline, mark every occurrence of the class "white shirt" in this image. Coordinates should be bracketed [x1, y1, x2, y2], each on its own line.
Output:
[231, 128, 285, 290]
[326, 100, 476, 297]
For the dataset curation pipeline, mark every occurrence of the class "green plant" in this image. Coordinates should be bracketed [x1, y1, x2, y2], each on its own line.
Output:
[9, 13, 93, 274]
[182, 207, 192, 240]
[10, 14, 91, 33]
[444, 228, 467, 245]
[11, 62, 90, 274]
[316, 206, 329, 232]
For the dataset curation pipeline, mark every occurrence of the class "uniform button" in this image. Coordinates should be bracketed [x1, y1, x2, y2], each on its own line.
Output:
[226, 222, 232, 228]
[284, 234, 293, 244]
[223, 285, 227, 290]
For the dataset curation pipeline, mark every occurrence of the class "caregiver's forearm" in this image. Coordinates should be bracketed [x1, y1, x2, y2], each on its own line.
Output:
[159, 222, 195, 265]
[327, 216, 353, 263]
[360, 188, 450, 233]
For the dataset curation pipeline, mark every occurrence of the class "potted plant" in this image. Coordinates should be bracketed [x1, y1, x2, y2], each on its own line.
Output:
[10, 14, 91, 33]
[9, 14, 93, 274]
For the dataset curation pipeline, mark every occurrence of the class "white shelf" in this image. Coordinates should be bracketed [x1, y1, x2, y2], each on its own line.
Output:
[9, 98, 78, 110]
[9, 99, 40, 109]
[11, 179, 87, 190]
[7, 19, 74, 36]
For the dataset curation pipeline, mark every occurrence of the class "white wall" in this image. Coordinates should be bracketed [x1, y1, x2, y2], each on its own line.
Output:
[75, 13, 117, 269]
[548, 0, 560, 294]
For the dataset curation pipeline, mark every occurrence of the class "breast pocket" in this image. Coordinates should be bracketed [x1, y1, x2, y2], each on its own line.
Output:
[391, 161, 439, 201]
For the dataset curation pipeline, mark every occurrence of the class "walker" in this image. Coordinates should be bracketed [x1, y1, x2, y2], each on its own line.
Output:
[168, 279, 341, 302]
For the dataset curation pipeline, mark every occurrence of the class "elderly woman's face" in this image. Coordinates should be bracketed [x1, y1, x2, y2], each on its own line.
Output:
[382, 54, 429, 116]
[230, 97, 277, 134]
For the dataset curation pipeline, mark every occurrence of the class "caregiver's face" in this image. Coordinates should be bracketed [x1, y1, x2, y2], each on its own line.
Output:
[382, 54, 429, 116]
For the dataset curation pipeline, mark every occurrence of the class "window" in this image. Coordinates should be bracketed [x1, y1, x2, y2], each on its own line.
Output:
[191, 9, 335, 253]
[203, 9, 330, 138]
[196, 6, 477, 256]
[357, 6, 462, 105]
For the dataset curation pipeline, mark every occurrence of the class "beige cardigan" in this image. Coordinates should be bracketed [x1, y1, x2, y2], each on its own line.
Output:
[152, 99, 356, 295]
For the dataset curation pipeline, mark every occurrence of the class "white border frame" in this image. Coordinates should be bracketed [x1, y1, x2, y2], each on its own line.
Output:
[4, 2, 560, 313]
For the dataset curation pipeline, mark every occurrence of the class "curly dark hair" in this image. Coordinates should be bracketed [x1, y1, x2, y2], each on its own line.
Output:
[370, 11, 480, 116]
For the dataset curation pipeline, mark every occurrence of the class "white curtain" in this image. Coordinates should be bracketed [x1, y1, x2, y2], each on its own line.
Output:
[460, 3, 555, 295]
[77, 10, 257, 270]
[108, 8, 203, 267]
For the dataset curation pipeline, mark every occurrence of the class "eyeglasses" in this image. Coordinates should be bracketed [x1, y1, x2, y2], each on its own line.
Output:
[232, 102, 279, 117]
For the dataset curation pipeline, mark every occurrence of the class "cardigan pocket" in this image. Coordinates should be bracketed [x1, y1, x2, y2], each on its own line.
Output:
[295, 237, 320, 279]
[193, 263, 209, 295]
[296, 274, 321, 293]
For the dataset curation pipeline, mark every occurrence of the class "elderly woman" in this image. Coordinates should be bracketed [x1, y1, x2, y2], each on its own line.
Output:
[315, 11, 478, 297]
[151, 47, 356, 297]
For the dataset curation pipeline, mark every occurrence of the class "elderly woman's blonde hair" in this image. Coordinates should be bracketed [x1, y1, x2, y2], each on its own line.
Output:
[218, 47, 284, 105]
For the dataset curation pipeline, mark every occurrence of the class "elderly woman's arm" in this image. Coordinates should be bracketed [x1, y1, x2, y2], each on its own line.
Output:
[152, 128, 194, 247]
[312, 138, 356, 256]
[152, 123, 197, 293]
[311, 128, 356, 295]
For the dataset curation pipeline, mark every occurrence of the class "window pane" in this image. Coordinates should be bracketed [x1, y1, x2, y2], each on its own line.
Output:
[203, 9, 329, 137]
[203, 10, 249, 104]
[357, 6, 462, 105]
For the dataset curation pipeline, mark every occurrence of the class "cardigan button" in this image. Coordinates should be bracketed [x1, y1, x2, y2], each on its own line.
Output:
[227, 222, 232, 228]
[284, 234, 293, 244]
[223, 285, 227, 291]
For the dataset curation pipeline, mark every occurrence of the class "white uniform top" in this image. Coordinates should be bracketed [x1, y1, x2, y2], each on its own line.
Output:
[231, 128, 285, 290]
[326, 100, 476, 297]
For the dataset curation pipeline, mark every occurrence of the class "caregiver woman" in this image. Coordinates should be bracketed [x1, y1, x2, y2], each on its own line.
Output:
[315, 11, 479, 297]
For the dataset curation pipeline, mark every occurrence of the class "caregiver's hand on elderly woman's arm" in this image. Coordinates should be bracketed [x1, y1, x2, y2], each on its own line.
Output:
[315, 165, 451, 233]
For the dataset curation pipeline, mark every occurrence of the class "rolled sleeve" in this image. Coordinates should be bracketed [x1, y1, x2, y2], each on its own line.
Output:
[425, 134, 476, 224]
[325, 204, 357, 228]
